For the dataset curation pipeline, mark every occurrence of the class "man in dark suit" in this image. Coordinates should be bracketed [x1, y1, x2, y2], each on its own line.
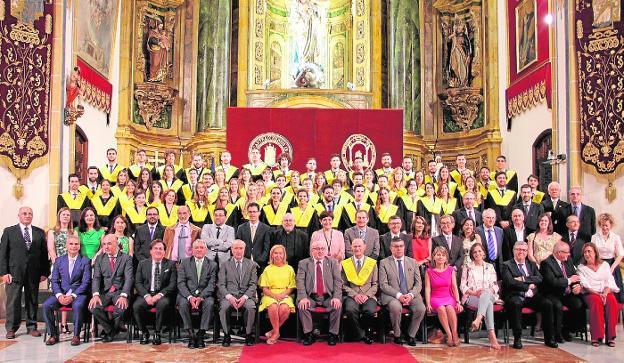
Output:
[88, 234, 134, 342]
[515, 184, 545, 231]
[560, 215, 590, 266]
[540, 241, 584, 342]
[0, 207, 49, 339]
[563, 187, 596, 237]
[476, 208, 505, 271]
[271, 213, 309, 270]
[501, 208, 533, 262]
[235, 202, 271, 269]
[344, 210, 381, 260]
[43, 235, 91, 346]
[431, 215, 464, 269]
[218, 240, 258, 347]
[541, 181, 569, 235]
[177, 240, 217, 349]
[133, 239, 177, 345]
[133, 207, 165, 264]
[501, 241, 556, 349]
[297, 240, 343, 346]
[452, 191, 482, 235]
[380, 215, 413, 259]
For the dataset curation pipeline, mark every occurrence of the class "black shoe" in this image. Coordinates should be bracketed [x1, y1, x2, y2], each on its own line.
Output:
[545, 340, 559, 348]
[245, 334, 254, 346]
[197, 337, 206, 348]
[362, 334, 373, 345]
[188, 338, 196, 349]
[406, 337, 417, 346]
[328, 333, 338, 346]
[394, 336, 404, 345]
[222, 334, 231, 347]
[152, 332, 161, 345]
[512, 338, 523, 349]
[562, 332, 572, 342]
[101, 333, 114, 343]
[140, 332, 150, 345]
[302, 333, 315, 346]
[555, 336, 564, 344]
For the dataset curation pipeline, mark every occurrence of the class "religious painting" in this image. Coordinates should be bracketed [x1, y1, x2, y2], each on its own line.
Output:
[515, 0, 537, 73]
[141, 14, 173, 82]
[73, 0, 119, 79]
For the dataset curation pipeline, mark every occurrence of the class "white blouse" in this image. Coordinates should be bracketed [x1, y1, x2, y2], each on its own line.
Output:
[578, 261, 620, 293]
[591, 232, 624, 260]
[460, 261, 499, 303]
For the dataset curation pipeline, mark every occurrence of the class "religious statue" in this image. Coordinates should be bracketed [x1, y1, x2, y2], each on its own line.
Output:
[294, 62, 325, 88]
[146, 17, 171, 82]
[443, 15, 473, 88]
[592, 0, 621, 29]
[65, 66, 83, 109]
[290, 0, 327, 88]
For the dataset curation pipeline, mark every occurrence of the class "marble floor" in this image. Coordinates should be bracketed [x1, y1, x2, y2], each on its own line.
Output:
[0, 325, 620, 362]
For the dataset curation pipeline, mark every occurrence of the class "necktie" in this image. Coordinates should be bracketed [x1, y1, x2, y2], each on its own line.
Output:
[518, 263, 527, 277]
[356, 259, 362, 273]
[69, 258, 75, 278]
[72, 192, 77, 199]
[356, 203, 361, 211]
[316, 261, 325, 296]
[570, 232, 576, 246]
[154, 262, 161, 291]
[573, 205, 578, 216]
[328, 203, 333, 212]
[499, 189, 505, 197]
[109, 256, 116, 292]
[149, 226, 155, 240]
[236, 261, 242, 280]
[467, 209, 474, 221]
[23, 226, 32, 250]
[109, 164, 114, 173]
[446, 235, 452, 249]
[250, 224, 257, 241]
[196, 258, 203, 277]
[359, 229, 365, 239]
[561, 262, 571, 294]
[397, 259, 408, 294]
[487, 230, 496, 260]
[91, 186, 96, 193]
[178, 225, 188, 260]
[216, 226, 221, 239]
[524, 204, 529, 215]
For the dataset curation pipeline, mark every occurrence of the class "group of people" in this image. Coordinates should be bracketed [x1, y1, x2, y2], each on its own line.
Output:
[0, 149, 621, 350]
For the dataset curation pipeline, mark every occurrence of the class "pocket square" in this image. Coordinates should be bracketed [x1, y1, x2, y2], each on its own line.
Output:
[164, 269, 170, 273]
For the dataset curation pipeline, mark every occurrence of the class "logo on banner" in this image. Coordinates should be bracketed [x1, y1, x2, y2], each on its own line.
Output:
[248, 133, 293, 167]
[341, 134, 377, 172]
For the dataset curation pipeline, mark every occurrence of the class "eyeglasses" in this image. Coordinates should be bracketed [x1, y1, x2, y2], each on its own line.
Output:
[311, 247, 327, 251]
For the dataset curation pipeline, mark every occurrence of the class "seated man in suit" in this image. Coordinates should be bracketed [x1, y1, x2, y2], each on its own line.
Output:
[88, 234, 134, 343]
[477, 208, 504, 271]
[177, 239, 218, 349]
[561, 215, 590, 266]
[133, 207, 165, 264]
[163, 206, 202, 262]
[344, 210, 380, 260]
[201, 207, 235, 265]
[380, 215, 413, 259]
[379, 237, 426, 345]
[563, 187, 596, 237]
[218, 239, 258, 347]
[514, 184, 545, 231]
[431, 215, 463, 269]
[43, 235, 91, 346]
[540, 241, 584, 342]
[501, 208, 532, 262]
[501, 241, 556, 349]
[296, 240, 343, 346]
[235, 203, 271, 269]
[271, 213, 309, 271]
[133, 239, 177, 345]
[452, 191, 482, 235]
[341, 238, 378, 344]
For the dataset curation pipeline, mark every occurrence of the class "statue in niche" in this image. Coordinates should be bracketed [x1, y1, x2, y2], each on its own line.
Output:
[146, 17, 171, 82]
[592, 0, 621, 28]
[65, 66, 83, 109]
[290, 0, 327, 88]
[442, 15, 473, 88]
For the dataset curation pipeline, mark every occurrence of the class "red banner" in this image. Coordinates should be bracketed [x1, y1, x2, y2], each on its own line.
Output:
[76, 57, 112, 113]
[226, 108, 403, 171]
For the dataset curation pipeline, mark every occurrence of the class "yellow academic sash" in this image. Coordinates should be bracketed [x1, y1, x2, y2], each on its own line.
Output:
[280, 192, 294, 206]
[78, 185, 100, 199]
[400, 194, 420, 212]
[532, 190, 545, 204]
[420, 197, 442, 215]
[344, 203, 371, 223]
[300, 172, 317, 182]
[308, 193, 320, 205]
[243, 162, 268, 176]
[394, 188, 407, 198]
[129, 164, 153, 179]
[148, 200, 163, 208]
[181, 184, 194, 202]
[90, 195, 119, 216]
[337, 190, 353, 205]
[61, 192, 88, 210]
[157, 164, 182, 178]
[488, 189, 517, 206]
[314, 203, 343, 228]
[490, 170, 517, 183]
[323, 169, 345, 185]
[187, 201, 209, 224]
[123, 205, 147, 225]
[98, 164, 123, 183]
[477, 181, 495, 200]
[110, 185, 125, 198]
[118, 194, 134, 209]
[207, 186, 220, 204]
[449, 169, 462, 185]
[377, 204, 399, 224]
[208, 203, 236, 223]
[157, 204, 179, 227]
[218, 165, 239, 181]
[364, 189, 378, 205]
[440, 198, 457, 215]
[434, 181, 458, 197]
[273, 169, 292, 182]
[263, 202, 290, 226]
[159, 179, 184, 193]
[342, 257, 376, 286]
[424, 175, 436, 184]
[291, 205, 316, 227]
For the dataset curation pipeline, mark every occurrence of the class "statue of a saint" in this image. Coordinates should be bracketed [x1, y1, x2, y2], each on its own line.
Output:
[447, 15, 472, 88]
[146, 18, 171, 82]
[65, 66, 83, 109]
[292, 0, 326, 66]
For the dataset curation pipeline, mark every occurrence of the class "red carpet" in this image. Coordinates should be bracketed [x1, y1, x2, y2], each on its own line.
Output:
[239, 341, 418, 363]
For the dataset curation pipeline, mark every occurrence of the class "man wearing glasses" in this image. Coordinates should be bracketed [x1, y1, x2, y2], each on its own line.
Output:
[134, 207, 165, 265]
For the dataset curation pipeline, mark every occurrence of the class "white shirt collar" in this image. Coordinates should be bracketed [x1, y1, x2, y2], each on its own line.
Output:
[19, 223, 30, 232]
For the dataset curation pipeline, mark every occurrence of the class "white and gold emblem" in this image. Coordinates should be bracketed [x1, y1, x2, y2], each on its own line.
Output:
[248, 132, 293, 167]
[341, 134, 377, 172]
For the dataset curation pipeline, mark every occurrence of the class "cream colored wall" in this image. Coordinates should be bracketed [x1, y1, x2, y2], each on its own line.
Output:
[0, 167, 50, 231]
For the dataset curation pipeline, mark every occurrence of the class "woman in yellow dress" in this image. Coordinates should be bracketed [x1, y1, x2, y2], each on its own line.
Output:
[258, 244, 296, 345]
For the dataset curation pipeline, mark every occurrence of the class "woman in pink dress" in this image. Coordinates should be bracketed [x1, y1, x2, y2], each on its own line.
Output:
[425, 246, 463, 346]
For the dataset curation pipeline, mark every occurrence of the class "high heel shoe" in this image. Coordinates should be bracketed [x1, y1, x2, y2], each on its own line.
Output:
[62, 325, 71, 335]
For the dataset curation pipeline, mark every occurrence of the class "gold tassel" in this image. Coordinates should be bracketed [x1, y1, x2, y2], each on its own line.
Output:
[13, 178, 24, 200]
[606, 181, 616, 203]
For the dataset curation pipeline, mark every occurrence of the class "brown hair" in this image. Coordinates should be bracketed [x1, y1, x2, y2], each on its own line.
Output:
[582, 242, 602, 266]
[53, 207, 75, 235]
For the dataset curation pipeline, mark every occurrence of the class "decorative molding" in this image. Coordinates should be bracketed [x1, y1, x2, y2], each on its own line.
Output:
[507, 79, 546, 118]
[134, 83, 178, 129]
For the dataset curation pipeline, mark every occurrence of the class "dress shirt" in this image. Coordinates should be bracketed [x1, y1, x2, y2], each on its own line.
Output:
[172, 222, 191, 261]
[146, 260, 165, 298]
[442, 233, 454, 250]
[225, 258, 249, 301]
[514, 227, 525, 242]
[353, 256, 364, 272]
[56, 255, 79, 299]
[591, 232, 624, 260]
[357, 227, 367, 239]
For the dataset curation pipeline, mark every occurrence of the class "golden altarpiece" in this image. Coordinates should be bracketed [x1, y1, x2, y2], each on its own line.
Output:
[114, 0, 502, 170]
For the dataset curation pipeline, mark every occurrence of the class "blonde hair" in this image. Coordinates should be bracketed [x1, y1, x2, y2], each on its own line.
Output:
[269, 244, 288, 266]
